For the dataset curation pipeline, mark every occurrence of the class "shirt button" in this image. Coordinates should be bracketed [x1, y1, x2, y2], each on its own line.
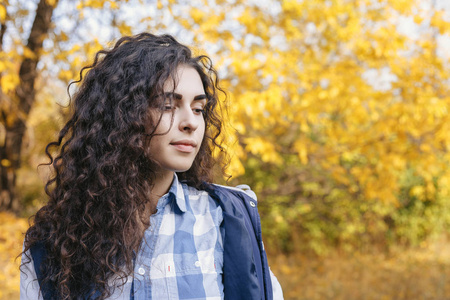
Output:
[249, 201, 256, 207]
[194, 261, 201, 267]
[138, 267, 145, 275]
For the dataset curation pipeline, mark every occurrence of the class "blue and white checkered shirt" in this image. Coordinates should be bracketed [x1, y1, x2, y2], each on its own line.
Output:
[132, 174, 224, 299]
[20, 174, 284, 299]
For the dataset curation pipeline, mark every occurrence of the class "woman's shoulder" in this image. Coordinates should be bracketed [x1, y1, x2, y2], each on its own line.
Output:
[180, 181, 258, 205]
[203, 183, 258, 202]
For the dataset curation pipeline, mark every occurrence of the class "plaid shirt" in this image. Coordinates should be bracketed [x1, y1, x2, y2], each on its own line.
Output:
[132, 174, 224, 299]
[20, 175, 284, 299]
[20, 174, 224, 300]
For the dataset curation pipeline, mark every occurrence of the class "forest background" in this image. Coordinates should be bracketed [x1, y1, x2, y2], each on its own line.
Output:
[1, 0, 450, 299]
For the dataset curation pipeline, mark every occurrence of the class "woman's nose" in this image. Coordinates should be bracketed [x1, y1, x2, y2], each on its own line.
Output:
[178, 108, 199, 132]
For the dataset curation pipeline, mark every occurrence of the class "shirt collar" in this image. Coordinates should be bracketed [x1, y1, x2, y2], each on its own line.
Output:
[167, 173, 187, 213]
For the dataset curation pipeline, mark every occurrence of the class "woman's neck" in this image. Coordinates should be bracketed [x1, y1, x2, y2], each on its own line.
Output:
[149, 170, 175, 206]
[138, 170, 174, 235]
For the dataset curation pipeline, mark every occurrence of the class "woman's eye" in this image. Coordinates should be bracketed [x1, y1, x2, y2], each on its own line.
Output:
[193, 108, 204, 114]
[164, 105, 173, 111]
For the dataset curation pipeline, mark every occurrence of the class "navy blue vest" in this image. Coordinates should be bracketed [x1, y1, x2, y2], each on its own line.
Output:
[30, 184, 273, 300]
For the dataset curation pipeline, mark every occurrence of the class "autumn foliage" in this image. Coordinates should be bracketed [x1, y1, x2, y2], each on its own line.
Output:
[0, 212, 28, 299]
[174, 0, 450, 253]
[1, 0, 450, 298]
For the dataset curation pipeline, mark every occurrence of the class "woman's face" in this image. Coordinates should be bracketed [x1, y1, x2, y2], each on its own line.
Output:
[147, 65, 206, 175]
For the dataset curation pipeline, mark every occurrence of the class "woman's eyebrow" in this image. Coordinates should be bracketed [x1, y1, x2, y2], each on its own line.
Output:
[162, 92, 207, 101]
[193, 94, 207, 101]
[162, 92, 182, 100]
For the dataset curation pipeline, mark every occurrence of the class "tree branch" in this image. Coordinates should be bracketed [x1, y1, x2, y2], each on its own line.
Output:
[16, 0, 56, 116]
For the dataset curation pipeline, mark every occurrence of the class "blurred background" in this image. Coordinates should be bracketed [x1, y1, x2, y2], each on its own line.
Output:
[1, 0, 450, 299]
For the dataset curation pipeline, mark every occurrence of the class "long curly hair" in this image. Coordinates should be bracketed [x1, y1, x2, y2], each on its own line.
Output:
[21, 33, 227, 299]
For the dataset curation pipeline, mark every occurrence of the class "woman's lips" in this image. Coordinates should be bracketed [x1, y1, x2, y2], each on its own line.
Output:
[170, 140, 197, 153]
[171, 143, 195, 153]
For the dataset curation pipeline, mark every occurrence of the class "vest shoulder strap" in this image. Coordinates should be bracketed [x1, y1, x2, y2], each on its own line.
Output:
[29, 242, 56, 300]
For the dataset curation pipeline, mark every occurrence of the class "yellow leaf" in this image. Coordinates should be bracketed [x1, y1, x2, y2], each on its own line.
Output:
[413, 15, 423, 24]
[58, 69, 73, 82]
[190, 8, 206, 24]
[244, 136, 282, 164]
[410, 186, 425, 200]
[23, 47, 36, 60]
[294, 139, 308, 164]
[1, 159, 11, 167]
[109, 0, 118, 9]
[0, 61, 6, 72]
[46, 0, 58, 7]
[0, 5, 6, 22]
[1, 73, 19, 94]
[118, 23, 132, 36]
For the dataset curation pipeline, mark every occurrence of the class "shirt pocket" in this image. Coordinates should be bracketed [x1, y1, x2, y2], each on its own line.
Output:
[149, 259, 177, 300]
[173, 252, 217, 274]
[176, 253, 224, 299]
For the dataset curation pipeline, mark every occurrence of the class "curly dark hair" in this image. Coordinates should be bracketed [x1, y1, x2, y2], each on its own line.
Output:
[21, 32, 227, 299]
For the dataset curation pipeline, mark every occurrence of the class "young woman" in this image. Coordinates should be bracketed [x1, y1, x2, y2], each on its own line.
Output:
[20, 33, 283, 300]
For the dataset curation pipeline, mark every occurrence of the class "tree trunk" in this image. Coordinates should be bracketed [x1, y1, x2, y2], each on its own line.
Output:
[0, 0, 56, 211]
